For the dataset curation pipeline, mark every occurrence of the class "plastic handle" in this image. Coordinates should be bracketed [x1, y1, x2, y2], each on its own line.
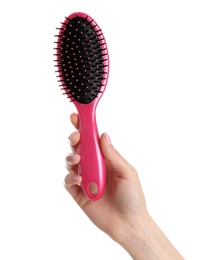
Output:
[76, 102, 106, 200]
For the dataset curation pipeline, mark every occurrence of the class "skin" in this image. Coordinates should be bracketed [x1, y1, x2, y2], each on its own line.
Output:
[64, 113, 184, 260]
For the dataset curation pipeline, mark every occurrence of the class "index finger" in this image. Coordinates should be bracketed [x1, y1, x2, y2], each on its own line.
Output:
[70, 113, 79, 130]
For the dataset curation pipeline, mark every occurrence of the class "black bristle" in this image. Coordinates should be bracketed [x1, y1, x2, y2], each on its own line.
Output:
[54, 15, 108, 104]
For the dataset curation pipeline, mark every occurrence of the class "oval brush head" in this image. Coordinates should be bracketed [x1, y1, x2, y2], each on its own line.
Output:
[54, 12, 109, 200]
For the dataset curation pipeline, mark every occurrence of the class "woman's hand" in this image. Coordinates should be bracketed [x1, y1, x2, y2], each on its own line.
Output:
[64, 113, 184, 259]
[64, 113, 148, 243]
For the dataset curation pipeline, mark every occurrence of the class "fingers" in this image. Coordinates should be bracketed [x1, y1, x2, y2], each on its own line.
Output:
[70, 113, 79, 130]
[65, 153, 80, 174]
[69, 113, 80, 152]
[69, 131, 80, 153]
[64, 172, 82, 189]
[64, 152, 83, 199]
[100, 133, 137, 179]
[64, 113, 86, 202]
[64, 172, 83, 200]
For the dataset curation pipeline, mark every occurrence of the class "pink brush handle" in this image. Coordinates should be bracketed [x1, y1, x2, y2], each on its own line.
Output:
[75, 102, 106, 200]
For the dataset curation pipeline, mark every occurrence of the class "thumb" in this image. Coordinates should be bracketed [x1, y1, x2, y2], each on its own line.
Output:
[100, 133, 135, 179]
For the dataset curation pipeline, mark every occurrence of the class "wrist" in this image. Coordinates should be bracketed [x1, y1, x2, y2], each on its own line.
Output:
[118, 212, 154, 259]
[118, 213, 184, 260]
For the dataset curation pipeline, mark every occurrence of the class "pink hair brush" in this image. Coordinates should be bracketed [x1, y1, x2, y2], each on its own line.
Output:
[54, 12, 109, 200]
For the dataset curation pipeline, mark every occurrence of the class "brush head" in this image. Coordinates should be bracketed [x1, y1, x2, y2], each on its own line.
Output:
[54, 12, 109, 104]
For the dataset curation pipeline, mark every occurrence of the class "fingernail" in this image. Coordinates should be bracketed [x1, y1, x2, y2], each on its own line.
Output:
[104, 132, 112, 145]
[69, 131, 77, 141]
[70, 153, 78, 159]
[66, 153, 78, 163]
[72, 174, 81, 181]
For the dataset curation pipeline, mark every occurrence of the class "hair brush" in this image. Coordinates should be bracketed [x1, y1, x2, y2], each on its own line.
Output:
[54, 12, 109, 200]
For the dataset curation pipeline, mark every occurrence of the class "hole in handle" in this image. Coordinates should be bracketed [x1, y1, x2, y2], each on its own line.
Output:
[89, 182, 98, 195]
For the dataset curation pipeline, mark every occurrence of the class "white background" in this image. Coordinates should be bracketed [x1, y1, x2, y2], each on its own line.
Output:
[0, 0, 204, 259]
